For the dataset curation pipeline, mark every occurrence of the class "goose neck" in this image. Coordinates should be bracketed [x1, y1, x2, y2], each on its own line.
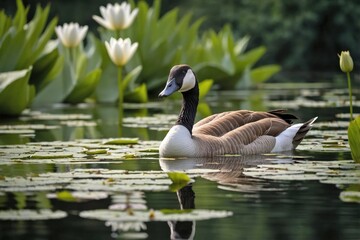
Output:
[176, 84, 199, 134]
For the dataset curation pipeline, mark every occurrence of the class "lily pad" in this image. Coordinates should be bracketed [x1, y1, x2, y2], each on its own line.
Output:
[103, 138, 139, 145]
[243, 160, 360, 185]
[80, 209, 233, 222]
[0, 209, 67, 220]
[339, 191, 360, 203]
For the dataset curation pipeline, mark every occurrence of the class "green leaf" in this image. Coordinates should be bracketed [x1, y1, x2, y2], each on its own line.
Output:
[0, 67, 33, 116]
[64, 68, 102, 104]
[0, 28, 26, 72]
[125, 83, 148, 103]
[103, 138, 139, 145]
[199, 79, 213, 99]
[31, 40, 64, 91]
[94, 37, 118, 103]
[250, 65, 281, 84]
[348, 116, 360, 162]
[167, 172, 191, 192]
[31, 55, 76, 108]
[122, 65, 142, 91]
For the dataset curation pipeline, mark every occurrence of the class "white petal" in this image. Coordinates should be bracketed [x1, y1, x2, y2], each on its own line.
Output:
[127, 42, 138, 62]
[113, 42, 125, 66]
[78, 25, 88, 43]
[93, 15, 113, 30]
[100, 6, 108, 18]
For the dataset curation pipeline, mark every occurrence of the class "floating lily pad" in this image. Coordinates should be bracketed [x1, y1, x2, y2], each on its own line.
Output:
[103, 138, 139, 145]
[80, 209, 233, 222]
[0, 209, 67, 220]
[339, 191, 360, 203]
[47, 191, 109, 202]
[21, 111, 92, 121]
[243, 160, 360, 184]
[0, 139, 160, 165]
[30, 152, 74, 159]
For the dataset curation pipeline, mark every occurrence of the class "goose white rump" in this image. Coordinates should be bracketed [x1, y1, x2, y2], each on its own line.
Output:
[159, 64, 317, 158]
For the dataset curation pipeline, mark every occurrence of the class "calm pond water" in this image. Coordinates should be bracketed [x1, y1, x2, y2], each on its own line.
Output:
[0, 82, 359, 240]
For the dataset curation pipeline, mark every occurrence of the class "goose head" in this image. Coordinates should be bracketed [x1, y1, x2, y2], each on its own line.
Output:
[159, 64, 197, 97]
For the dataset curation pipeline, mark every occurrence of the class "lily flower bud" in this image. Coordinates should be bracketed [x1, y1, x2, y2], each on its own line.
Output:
[93, 2, 139, 31]
[105, 37, 138, 67]
[55, 23, 88, 48]
[339, 51, 354, 73]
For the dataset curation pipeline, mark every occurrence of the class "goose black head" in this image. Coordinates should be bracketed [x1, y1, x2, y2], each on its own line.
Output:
[159, 64, 196, 98]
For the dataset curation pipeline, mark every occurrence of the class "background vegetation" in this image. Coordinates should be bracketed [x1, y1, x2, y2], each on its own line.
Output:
[2, 0, 359, 74]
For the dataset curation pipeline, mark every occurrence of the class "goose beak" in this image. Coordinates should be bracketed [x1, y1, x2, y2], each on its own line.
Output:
[158, 78, 179, 98]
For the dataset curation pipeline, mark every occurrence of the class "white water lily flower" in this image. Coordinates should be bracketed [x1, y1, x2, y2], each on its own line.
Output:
[93, 2, 139, 30]
[55, 22, 88, 48]
[105, 37, 138, 66]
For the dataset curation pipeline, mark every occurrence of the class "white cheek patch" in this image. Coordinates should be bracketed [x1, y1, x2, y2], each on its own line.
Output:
[179, 69, 196, 92]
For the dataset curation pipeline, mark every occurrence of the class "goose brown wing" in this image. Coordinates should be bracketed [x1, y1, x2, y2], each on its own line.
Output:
[192, 118, 291, 156]
[193, 110, 289, 137]
[222, 118, 290, 145]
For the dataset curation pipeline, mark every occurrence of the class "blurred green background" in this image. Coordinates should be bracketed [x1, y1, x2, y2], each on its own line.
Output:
[1, 0, 359, 76]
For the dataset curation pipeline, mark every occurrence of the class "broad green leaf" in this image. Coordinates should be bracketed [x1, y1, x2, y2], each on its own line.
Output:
[64, 68, 102, 104]
[13, 0, 27, 29]
[31, 57, 76, 107]
[0, 67, 32, 116]
[250, 65, 281, 84]
[348, 117, 360, 162]
[94, 37, 118, 103]
[125, 83, 148, 103]
[31, 40, 64, 91]
[0, 11, 12, 37]
[0, 28, 26, 72]
[199, 79, 213, 99]
[236, 46, 266, 70]
[122, 65, 142, 91]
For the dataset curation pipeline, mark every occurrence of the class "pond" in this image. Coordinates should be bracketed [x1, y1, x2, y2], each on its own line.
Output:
[0, 82, 359, 240]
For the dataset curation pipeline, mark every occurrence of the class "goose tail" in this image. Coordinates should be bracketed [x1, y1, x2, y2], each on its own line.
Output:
[292, 117, 317, 147]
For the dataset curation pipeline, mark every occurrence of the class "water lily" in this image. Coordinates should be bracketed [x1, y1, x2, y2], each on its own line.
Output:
[338, 51, 354, 120]
[93, 2, 139, 31]
[339, 51, 354, 73]
[105, 37, 138, 133]
[105, 37, 138, 67]
[338, 50, 360, 162]
[55, 22, 88, 48]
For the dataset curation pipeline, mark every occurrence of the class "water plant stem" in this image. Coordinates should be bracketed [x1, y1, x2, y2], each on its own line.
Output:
[118, 66, 123, 136]
[347, 72, 353, 121]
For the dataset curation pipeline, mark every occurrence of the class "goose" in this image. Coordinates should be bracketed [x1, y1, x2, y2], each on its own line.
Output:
[158, 64, 317, 158]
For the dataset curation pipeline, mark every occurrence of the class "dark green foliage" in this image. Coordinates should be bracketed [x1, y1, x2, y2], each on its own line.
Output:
[171, 0, 360, 71]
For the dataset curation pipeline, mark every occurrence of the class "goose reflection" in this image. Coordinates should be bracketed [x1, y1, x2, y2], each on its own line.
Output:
[160, 154, 293, 239]
[160, 154, 293, 192]
[168, 184, 196, 240]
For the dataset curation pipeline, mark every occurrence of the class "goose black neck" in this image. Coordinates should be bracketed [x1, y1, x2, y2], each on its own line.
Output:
[176, 82, 199, 134]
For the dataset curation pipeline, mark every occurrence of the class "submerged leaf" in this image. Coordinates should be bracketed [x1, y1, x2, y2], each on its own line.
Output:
[348, 116, 360, 162]
[167, 172, 191, 192]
